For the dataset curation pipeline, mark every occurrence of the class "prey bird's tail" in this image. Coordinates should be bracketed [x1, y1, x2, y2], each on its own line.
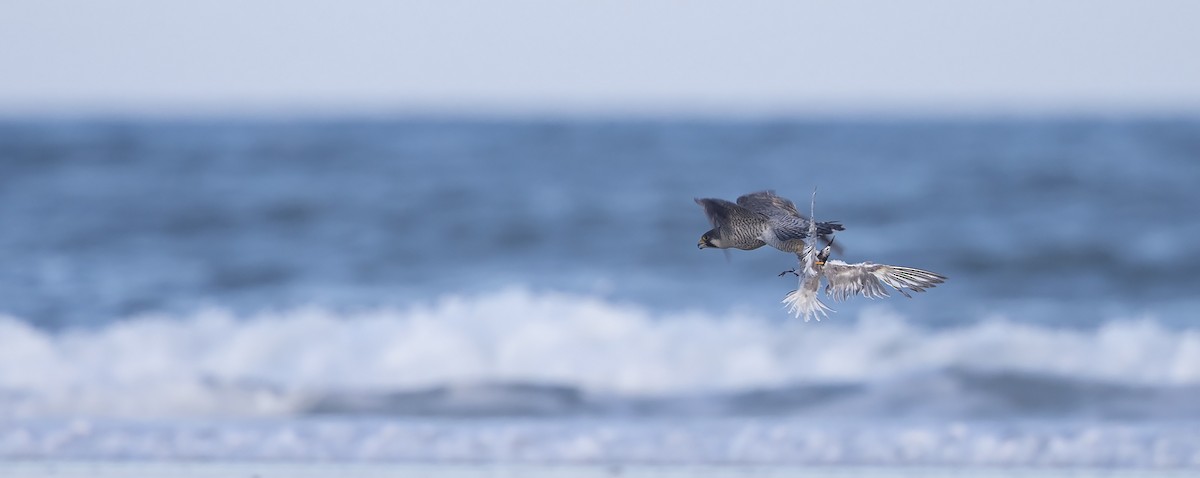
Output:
[785, 189, 833, 322]
[782, 284, 832, 322]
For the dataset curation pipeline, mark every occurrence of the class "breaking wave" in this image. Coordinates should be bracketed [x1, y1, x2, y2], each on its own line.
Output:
[1, 288, 1198, 419]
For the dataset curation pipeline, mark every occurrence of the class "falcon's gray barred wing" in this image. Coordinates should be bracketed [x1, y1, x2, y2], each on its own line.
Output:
[736, 190, 844, 250]
[694, 198, 758, 229]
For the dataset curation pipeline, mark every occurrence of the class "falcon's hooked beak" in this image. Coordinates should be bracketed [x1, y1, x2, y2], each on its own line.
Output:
[697, 237, 707, 249]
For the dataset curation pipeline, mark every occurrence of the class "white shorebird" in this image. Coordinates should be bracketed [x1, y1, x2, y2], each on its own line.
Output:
[780, 194, 946, 321]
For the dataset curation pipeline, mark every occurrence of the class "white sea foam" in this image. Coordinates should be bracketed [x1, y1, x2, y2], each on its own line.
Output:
[1, 288, 1199, 418]
[1, 418, 1199, 467]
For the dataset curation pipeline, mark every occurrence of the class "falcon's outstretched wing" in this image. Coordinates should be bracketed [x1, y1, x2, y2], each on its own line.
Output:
[737, 190, 803, 219]
[694, 198, 761, 230]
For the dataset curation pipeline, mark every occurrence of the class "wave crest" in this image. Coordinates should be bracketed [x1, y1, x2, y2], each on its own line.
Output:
[1, 288, 1198, 418]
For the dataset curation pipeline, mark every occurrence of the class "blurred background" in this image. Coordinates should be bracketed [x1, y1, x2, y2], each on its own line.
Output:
[2, 0, 1200, 470]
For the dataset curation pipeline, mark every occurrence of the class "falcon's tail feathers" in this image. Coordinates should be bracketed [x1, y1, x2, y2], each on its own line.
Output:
[814, 220, 844, 235]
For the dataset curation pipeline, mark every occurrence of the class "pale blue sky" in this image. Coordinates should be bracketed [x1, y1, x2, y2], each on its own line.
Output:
[2, 0, 1198, 116]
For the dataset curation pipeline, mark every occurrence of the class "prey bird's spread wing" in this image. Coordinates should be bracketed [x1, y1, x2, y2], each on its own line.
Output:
[821, 260, 947, 301]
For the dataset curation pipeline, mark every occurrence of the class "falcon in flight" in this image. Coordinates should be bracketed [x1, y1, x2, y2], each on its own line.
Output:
[695, 190, 844, 254]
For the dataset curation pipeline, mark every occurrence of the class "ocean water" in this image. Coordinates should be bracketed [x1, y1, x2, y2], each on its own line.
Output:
[1, 117, 1199, 468]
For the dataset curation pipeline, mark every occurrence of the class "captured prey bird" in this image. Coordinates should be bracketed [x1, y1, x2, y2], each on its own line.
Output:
[695, 190, 845, 254]
[780, 194, 946, 321]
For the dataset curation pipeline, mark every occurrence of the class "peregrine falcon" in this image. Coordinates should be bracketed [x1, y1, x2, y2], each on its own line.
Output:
[695, 190, 845, 253]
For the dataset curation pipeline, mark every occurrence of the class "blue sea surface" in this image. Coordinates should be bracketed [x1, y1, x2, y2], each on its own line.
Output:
[1, 117, 1198, 467]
